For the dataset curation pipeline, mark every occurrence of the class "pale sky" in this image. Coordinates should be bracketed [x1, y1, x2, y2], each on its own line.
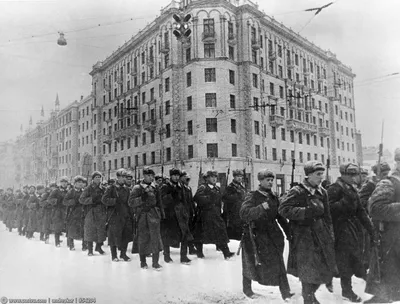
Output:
[0, 0, 399, 154]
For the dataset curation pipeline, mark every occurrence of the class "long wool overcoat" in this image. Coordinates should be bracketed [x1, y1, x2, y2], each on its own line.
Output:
[79, 183, 106, 243]
[193, 183, 229, 245]
[222, 181, 247, 240]
[26, 194, 41, 233]
[278, 181, 337, 284]
[128, 182, 163, 255]
[160, 181, 193, 247]
[39, 191, 52, 234]
[102, 184, 133, 247]
[48, 187, 68, 234]
[240, 187, 291, 286]
[63, 188, 85, 240]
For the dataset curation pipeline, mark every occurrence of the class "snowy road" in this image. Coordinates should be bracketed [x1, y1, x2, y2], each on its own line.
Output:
[0, 223, 388, 304]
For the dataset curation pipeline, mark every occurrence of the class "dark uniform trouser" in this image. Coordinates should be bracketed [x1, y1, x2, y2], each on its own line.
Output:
[243, 275, 291, 298]
[302, 282, 320, 303]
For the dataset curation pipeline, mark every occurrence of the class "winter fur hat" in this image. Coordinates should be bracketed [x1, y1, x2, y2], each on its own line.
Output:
[304, 161, 325, 176]
[91, 171, 102, 179]
[257, 169, 274, 180]
[233, 169, 244, 177]
[169, 168, 181, 176]
[339, 163, 359, 176]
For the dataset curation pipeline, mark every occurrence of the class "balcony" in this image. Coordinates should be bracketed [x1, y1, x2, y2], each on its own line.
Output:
[305, 124, 318, 134]
[251, 39, 261, 50]
[160, 43, 170, 54]
[143, 119, 157, 131]
[303, 68, 310, 76]
[202, 31, 216, 42]
[287, 60, 295, 69]
[146, 98, 156, 106]
[103, 133, 112, 144]
[268, 52, 277, 61]
[114, 129, 127, 141]
[329, 96, 340, 102]
[227, 33, 237, 45]
[104, 84, 111, 92]
[319, 127, 330, 137]
[269, 114, 285, 127]
[286, 119, 307, 131]
[147, 58, 155, 66]
[124, 124, 141, 136]
[116, 76, 123, 84]
[305, 105, 313, 113]
[130, 69, 137, 77]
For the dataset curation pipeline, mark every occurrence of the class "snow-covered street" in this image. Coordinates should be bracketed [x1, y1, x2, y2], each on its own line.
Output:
[0, 223, 387, 304]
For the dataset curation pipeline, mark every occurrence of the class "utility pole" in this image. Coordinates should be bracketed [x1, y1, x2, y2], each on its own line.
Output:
[376, 120, 384, 178]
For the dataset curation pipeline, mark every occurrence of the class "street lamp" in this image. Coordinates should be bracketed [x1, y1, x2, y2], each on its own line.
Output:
[172, 13, 192, 39]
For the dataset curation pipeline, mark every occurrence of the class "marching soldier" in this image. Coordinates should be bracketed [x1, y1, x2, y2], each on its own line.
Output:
[193, 170, 234, 260]
[359, 162, 391, 211]
[328, 163, 376, 302]
[279, 161, 337, 304]
[26, 185, 45, 239]
[63, 176, 86, 251]
[48, 177, 69, 247]
[180, 172, 197, 255]
[240, 169, 293, 301]
[154, 174, 164, 188]
[79, 171, 107, 256]
[125, 171, 134, 190]
[4, 188, 16, 232]
[39, 186, 53, 243]
[0, 189, 4, 222]
[160, 168, 193, 264]
[102, 169, 133, 262]
[14, 189, 23, 232]
[365, 149, 400, 303]
[128, 167, 163, 270]
[222, 169, 247, 241]
[16, 185, 29, 236]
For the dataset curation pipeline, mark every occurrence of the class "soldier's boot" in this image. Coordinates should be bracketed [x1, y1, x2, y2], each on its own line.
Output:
[341, 277, 362, 303]
[140, 254, 148, 269]
[188, 243, 197, 255]
[9, 226, 12, 232]
[302, 282, 317, 304]
[44, 233, 49, 244]
[119, 245, 131, 262]
[180, 242, 191, 265]
[326, 280, 333, 293]
[279, 276, 294, 301]
[22, 227, 26, 236]
[152, 252, 162, 271]
[163, 245, 173, 263]
[196, 243, 205, 258]
[95, 242, 106, 255]
[111, 246, 119, 262]
[87, 242, 94, 256]
[39, 232, 44, 241]
[55, 233, 61, 247]
[82, 241, 88, 251]
[220, 244, 235, 260]
[68, 238, 75, 251]
[243, 276, 255, 298]
[216, 244, 221, 251]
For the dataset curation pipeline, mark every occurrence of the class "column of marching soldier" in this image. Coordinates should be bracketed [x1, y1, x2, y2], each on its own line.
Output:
[0, 153, 399, 304]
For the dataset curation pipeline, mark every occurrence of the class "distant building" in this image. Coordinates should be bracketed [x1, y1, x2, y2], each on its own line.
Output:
[0, 142, 16, 188]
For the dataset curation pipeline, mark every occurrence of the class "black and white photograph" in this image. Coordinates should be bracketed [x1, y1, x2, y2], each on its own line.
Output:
[0, 0, 399, 303]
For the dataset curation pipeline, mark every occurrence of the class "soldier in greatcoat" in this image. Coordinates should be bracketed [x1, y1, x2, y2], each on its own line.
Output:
[0, 189, 4, 222]
[180, 172, 196, 255]
[160, 168, 193, 264]
[240, 169, 293, 301]
[79, 171, 107, 256]
[26, 185, 45, 239]
[193, 170, 234, 260]
[128, 167, 163, 270]
[48, 177, 68, 247]
[4, 188, 16, 232]
[328, 163, 376, 302]
[102, 169, 133, 262]
[63, 176, 86, 251]
[39, 186, 53, 243]
[222, 169, 247, 241]
[278, 161, 337, 304]
[16, 185, 29, 236]
[125, 171, 134, 190]
[364, 149, 400, 303]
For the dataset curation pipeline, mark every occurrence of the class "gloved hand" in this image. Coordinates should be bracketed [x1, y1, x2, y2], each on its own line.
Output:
[304, 199, 324, 219]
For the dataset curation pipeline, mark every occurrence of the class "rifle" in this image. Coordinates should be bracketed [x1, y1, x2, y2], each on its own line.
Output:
[197, 157, 203, 187]
[290, 158, 296, 188]
[376, 120, 384, 179]
[248, 222, 262, 266]
[326, 157, 330, 182]
[236, 229, 245, 256]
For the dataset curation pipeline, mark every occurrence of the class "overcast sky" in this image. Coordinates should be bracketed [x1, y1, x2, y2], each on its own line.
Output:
[0, 0, 399, 155]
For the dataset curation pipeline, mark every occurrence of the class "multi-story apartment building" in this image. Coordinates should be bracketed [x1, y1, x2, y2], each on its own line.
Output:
[88, 0, 360, 193]
[0, 142, 16, 188]
[78, 95, 95, 178]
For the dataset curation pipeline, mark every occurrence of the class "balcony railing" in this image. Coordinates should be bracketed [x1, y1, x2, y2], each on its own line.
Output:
[114, 129, 127, 141]
[143, 119, 157, 131]
[287, 60, 295, 69]
[103, 133, 112, 144]
[251, 38, 261, 50]
[227, 33, 237, 45]
[305, 124, 318, 134]
[104, 84, 111, 92]
[269, 114, 285, 127]
[286, 119, 307, 131]
[160, 43, 170, 54]
[268, 52, 277, 61]
[303, 68, 310, 76]
[202, 31, 216, 42]
[319, 126, 330, 137]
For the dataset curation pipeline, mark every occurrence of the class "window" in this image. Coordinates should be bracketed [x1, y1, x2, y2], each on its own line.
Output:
[114, 141, 118, 152]
[205, 93, 217, 107]
[252, 49, 257, 64]
[255, 145, 261, 159]
[290, 130, 294, 142]
[320, 137, 324, 147]
[142, 132, 146, 145]
[252, 74, 258, 88]
[230, 95, 236, 109]
[206, 118, 217, 132]
[207, 143, 218, 158]
[231, 144, 237, 157]
[142, 153, 147, 165]
[298, 132, 303, 144]
[306, 134, 310, 145]
[269, 82, 275, 96]
[205, 68, 216, 82]
[166, 147, 171, 161]
[254, 121, 260, 135]
[229, 46, 234, 60]
[272, 127, 276, 139]
[166, 124, 171, 138]
[282, 149, 287, 161]
[188, 145, 194, 159]
[187, 96, 192, 110]
[164, 78, 170, 92]
[231, 119, 236, 133]
[204, 43, 215, 58]
[272, 148, 277, 161]
[121, 139, 124, 150]
[151, 131, 155, 143]
[186, 48, 191, 62]
[299, 152, 304, 163]
[279, 86, 284, 98]
[278, 66, 283, 78]
[229, 70, 235, 85]
[281, 128, 286, 140]
[314, 135, 317, 146]
[291, 150, 295, 160]
[185, 120, 193, 135]
[307, 153, 311, 161]
[165, 100, 171, 115]
[204, 18, 214, 34]
[186, 72, 192, 87]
